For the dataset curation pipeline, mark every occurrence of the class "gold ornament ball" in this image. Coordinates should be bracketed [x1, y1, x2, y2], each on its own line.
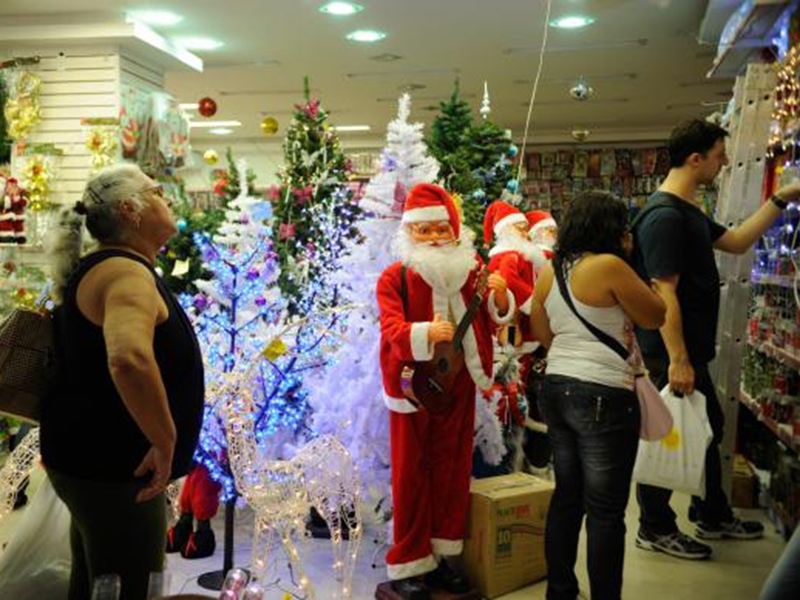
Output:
[203, 149, 219, 166]
[260, 116, 279, 136]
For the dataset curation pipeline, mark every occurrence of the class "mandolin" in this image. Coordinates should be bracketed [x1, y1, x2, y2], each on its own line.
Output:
[400, 268, 489, 413]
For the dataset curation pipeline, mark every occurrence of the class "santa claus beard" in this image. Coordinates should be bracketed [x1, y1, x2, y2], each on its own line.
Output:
[393, 229, 477, 297]
[491, 230, 540, 263]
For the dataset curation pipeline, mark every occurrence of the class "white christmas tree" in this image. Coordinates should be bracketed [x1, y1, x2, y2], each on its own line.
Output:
[307, 94, 439, 506]
[187, 161, 343, 500]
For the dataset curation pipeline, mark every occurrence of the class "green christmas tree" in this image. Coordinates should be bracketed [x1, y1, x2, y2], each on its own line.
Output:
[271, 78, 360, 313]
[427, 80, 516, 248]
[157, 148, 256, 294]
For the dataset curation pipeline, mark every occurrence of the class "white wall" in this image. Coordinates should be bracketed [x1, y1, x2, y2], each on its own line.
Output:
[183, 138, 386, 192]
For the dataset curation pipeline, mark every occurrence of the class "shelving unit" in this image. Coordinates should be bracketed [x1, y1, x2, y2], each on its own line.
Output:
[752, 272, 797, 288]
[739, 389, 798, 453]
[749, 338, 800, 370]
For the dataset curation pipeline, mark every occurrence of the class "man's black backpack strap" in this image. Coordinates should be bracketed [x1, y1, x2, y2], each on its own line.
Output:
[631, 194, 684, 231]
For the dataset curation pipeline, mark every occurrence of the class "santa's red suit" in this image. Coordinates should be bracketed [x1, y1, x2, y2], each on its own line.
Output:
[484, 201, 539, 355]
[376, 184, 514, 581]
[526, 210, 556, 275]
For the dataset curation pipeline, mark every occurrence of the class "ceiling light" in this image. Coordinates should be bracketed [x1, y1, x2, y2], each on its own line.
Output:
[319, 2, 364, 16]
[208, 128, 233, 135]
[550, 15, 595, 29]
[188, 120, 242, 128]
[346, 30, 387, 43]
[127, 10, 184, 26]
[179, 103, 199, 110]
[333, 125, 371, 132]
[175, 37, 224, 51]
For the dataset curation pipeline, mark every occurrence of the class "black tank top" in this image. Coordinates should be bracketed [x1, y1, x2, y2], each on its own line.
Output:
[40, 249, 205, 481]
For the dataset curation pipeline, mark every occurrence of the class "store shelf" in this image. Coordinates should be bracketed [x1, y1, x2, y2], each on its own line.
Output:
[749, 338, 800, 371]
[752, 272, 797, 288]
[739, 389, 798, 453]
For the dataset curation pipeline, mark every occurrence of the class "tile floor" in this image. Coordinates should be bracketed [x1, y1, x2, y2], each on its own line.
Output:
[0, 469, 786, 599]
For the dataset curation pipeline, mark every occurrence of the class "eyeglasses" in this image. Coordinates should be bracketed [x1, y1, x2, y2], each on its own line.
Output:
[140, 185, 164, 197]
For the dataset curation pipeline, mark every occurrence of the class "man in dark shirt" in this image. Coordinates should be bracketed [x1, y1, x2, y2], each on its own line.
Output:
[633, 119, 800, 560]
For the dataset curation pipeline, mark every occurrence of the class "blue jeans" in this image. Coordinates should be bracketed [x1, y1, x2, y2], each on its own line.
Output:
[760, 526, 800, 600]
[540, 375, 640, 600]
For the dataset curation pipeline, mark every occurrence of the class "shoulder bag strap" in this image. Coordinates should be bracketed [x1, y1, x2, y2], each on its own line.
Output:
[552, 255, 630, 362]
[400, 265, 409, 315]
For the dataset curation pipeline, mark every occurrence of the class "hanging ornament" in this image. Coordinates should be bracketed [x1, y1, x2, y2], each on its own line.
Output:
[20, 154, 52, 211]
[176, 218, 188, 232]
[203, 149, 219, 165]
[4, 72, 43, 142]
[569, 77, 594, 101]
[198, 97, 218, 118]
[508, 145, 519, 158]
[472, 188, 487, 201]
[85, 126, 119, 173]
[260, 116, 279, 136]
[505, 179, 520, 193]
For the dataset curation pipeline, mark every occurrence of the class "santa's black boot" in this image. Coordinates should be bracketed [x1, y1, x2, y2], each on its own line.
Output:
[425, 559, 470, 594]
[391, 576, 432, 600]
[181, 519, 216, 559]
[166, 513, 193, 554]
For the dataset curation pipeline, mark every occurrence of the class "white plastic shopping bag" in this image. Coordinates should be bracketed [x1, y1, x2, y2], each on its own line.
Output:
[632, 387, 713, 498]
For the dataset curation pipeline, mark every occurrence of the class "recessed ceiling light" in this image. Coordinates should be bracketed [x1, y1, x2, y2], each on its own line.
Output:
[209, 128, 233, 135]
[319, 2, 364, 16]
[188, 120, 242, 128]
[175, 37, 224, 51]
[334, 125, 371, 132]
[346, 30, 387, 43]
[549, 15, 595, 29]
[127, 10, 184, 26]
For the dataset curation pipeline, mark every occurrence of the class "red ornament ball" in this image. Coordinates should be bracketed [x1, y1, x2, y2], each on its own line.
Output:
[198, 97, 217, 118]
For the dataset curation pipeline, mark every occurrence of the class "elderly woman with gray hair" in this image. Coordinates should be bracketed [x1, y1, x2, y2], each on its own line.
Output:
[39, 163, 205, 600]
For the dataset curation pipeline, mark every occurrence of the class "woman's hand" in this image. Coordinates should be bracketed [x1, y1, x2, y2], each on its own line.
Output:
[134, 444, 174, 503]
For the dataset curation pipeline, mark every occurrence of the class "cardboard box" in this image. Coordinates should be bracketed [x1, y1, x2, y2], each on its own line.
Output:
[463, 473, 555, 598]
[731, 454, 757, 509]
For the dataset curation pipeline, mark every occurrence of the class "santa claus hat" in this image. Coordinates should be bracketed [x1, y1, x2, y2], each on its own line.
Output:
[401, 183, 460, 238]
[526, 210, 556, 237]
[483, 200, 527, 245]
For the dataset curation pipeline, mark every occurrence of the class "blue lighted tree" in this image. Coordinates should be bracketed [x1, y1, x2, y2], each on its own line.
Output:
[183, 161, 344, 587]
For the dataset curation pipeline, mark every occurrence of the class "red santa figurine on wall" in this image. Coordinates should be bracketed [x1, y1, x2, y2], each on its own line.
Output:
[376, 183, 514, 598]
[485, 201, 541, 355]
[0, 177, 27, 245]
[525, 210, 557, 275]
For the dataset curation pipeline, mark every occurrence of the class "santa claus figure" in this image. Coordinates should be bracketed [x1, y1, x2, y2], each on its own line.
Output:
[376, 183, 514, 598]
[485, 200, 541, 355]
[165, 463, 220, 559]
[0, 177, 27, 245]
[526, 210, 557, 274]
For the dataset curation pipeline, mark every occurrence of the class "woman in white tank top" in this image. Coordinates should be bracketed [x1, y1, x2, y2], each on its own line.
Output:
[530, 191, 665, 600]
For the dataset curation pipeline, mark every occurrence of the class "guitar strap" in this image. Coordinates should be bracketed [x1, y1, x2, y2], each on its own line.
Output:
[400, 265, 409, 315]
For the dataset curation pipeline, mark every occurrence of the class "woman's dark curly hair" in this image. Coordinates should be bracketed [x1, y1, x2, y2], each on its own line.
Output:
[554, 190, 629, 262]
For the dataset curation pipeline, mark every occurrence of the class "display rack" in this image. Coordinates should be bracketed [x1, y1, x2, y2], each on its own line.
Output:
[712, 62, 777, 496]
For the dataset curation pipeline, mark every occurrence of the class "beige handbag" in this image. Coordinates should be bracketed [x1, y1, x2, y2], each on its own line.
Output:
[0, 308, 57, 423]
